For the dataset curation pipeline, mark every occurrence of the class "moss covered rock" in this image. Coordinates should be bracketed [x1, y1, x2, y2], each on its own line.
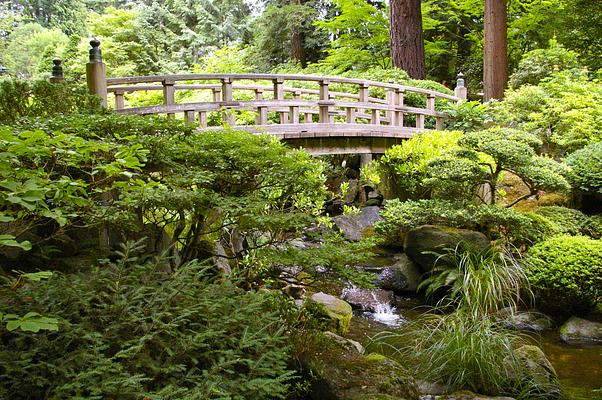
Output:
[303, 335, 420, 400]
[310, 292, 353, 334]
[404, 225, 490, 272]
[559, 317, 602, 344]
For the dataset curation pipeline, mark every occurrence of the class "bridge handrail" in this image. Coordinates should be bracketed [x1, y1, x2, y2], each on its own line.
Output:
[105, 73, 459, 101]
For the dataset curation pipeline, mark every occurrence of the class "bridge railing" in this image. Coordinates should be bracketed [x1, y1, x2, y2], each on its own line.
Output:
[84, 40, 467, 133]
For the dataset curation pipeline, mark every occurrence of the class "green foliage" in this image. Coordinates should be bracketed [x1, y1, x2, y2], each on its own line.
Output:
[249, 0, 328, 71]
[0, 240, 295, 399]
[534, 206, 602, 238]
[426, 127, 570, 205]
[565, 141, 602, 195]
[527, 235, 602, 316]
[509, 40, 582, 89]
[376, 199, 553, 246]
[0, 22, 68, 78]
[375, 130, 462, 199]
[0, 79, 101, 124]
[315, 0, 390, 71]
[442, 101, 490, 132]
[494, 71, 602, 154]
[419, 245, 529, 318]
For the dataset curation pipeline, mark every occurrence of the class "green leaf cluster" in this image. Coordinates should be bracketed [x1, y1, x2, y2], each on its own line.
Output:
[494, 71, 602, 154]
[0, 240, 295, 399]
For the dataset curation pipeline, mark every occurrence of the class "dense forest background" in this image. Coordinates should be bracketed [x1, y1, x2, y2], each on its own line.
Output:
[1, 0, 600, 93]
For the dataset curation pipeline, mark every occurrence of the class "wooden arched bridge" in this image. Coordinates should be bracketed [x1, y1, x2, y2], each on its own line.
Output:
[79, 40, 467, 159]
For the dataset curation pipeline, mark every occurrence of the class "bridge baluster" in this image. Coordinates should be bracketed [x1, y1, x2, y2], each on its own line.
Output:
[221, 78, 235, 125]
[319, 80, 331, 123]
[371, 109, 381, 125]
[304, 112, 313, 123]
[426, 94, 436, 111]
[346, 107, 356, 123]
[359, 83, 369, 103]
[289, 106, 300, 124]
[257, 106, 268, 125]
[436, 116, 444, 131]
[255, 88, 264, 100]
[273, 78, 288, 124]
[162, 79, 175, 118]
[184, 110, 195, 123]
[198, 111, 208, 128]
[212, 87, 222, 102]
[416, 114, 425, 129]
[114, 89, 125, 110]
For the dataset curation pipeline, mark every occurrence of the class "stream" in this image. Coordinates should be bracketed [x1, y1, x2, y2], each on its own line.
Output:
[345, 296, 602, 400]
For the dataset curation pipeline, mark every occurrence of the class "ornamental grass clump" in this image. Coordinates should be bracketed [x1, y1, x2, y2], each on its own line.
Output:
[419, 244, 530, 318]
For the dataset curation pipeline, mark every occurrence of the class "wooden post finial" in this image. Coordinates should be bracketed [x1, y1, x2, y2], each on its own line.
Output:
[89, 38, 102, 62]
[50, 58, 64, 83]
[454, 72, 468, 101]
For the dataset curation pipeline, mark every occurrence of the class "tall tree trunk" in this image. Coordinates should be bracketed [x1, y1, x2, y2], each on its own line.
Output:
[291, 0, 307, 67]
[390, 0, 426, 79]
[483, 0, 508, 101]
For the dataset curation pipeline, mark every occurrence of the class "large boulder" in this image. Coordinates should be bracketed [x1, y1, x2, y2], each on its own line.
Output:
[509, 345, 561, 399]
[404, 225, 490, 272]
[560, 317, 602, 344]
[341, 288, 395, 312]
[333, 206, 382, 241]
[376, 254, 424, 293]
[497, 308, 553, 332]
[303, 336, 420, 400]
[310, 292, 353, 334]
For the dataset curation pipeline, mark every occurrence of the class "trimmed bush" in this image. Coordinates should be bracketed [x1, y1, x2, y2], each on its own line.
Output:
[527, 235, 602, 316]
[534, 206, 602, 238]
[565, 141, 602, 196]
[375, 199, 554, 246]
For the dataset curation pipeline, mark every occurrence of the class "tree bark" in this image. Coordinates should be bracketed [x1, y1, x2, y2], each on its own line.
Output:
[390, 0, 426, 79]
[483, 0, 508, 101]
[291, 0, 307, 67]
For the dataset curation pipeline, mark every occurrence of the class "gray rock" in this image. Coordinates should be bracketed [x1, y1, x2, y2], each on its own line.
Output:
[282, 284, 306, 299]
[341, 288, 395, 312]
[498, 308, 553, 332]
[404, 225, 490, 272]
[333, 206, 382, 241]
[376, 254, 424, 292]
[560, 317, 602, 344]
[419, 392, 515, 400]
[324, 331, 365, 354]
[310, 292, 353, 334]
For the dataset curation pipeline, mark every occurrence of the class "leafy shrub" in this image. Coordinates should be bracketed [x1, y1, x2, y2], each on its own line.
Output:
[376, 199, 555, 246]
[442, 101, 490, 132]
[375, 130, 461, 199]
[493, 71, 602, 154]
[509, 40, 582, 89]
[565, 141, 602, 195]
[527, 235, 602, 316]
[0, 79, 101, 124]
[534, 206, 602, 238]
[0, 240, 295, 399]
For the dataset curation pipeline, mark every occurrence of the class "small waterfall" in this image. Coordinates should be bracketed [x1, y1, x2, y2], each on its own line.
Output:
[370, 297, 404, 327]
[342, 286, 405, 327]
